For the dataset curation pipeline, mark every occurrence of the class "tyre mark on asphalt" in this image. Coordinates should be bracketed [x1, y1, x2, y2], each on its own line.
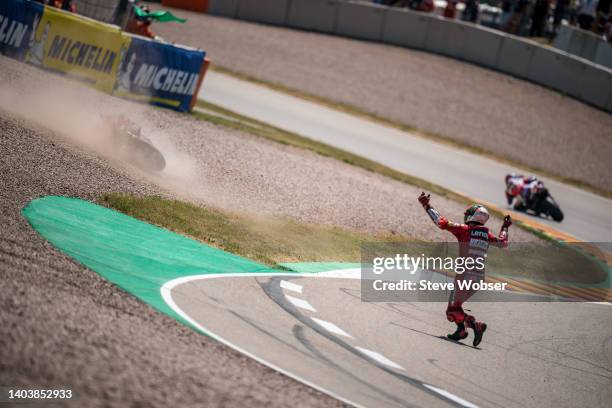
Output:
[424, 358, 523, 407]
[228, 310, 324, 363]
[391, 318, 612, 379]
[261, 276, 482, 408]
[503, 336, 612, 379]
[388, 301, 612, 379]
[385, 323, 515, 408]
[292, 325, 413, 408]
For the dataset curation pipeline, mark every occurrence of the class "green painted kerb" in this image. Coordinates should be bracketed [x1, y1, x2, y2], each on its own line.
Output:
[21, 196, 279, 328]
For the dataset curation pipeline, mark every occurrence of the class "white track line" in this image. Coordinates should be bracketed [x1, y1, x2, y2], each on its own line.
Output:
[285, 294, 316, 312]
[355, 347, 404, 371]
[423, 384, 479, 408]
[317, 268, 361, 279]
[161, 272, 364, 408]
[311, 317, 354, 339]
[589, 302, 612, 306]
[280, 280, 303, 294]
[161, 271, 478, 408]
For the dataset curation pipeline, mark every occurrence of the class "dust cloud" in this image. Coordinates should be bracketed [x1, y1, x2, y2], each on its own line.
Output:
[0, 71, 203, 200]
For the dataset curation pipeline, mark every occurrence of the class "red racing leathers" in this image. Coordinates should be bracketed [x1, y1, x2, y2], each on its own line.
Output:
[420, 197, 510, 329]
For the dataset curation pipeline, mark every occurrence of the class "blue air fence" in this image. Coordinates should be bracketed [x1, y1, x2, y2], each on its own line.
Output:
[115, 34, 206, 112]
[0, 0, 43, 61]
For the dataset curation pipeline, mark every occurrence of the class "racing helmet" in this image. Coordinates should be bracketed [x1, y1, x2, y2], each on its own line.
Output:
[505, 173, 520, 186]
[464, 204, 489, 225]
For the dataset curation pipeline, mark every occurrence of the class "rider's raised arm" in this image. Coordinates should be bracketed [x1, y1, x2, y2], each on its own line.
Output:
[489, 215, 512, 248]
[419, 192, 443, 226]
[418, 193, 466, 236]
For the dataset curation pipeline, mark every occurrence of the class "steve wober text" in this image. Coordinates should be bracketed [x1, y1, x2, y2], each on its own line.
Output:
[372, 280, 508, 292]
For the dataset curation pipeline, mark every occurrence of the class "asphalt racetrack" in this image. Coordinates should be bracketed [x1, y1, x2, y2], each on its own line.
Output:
[168, 270, 612, 408]
[199, 71, 612, 243]
[2, 11, 611, 405]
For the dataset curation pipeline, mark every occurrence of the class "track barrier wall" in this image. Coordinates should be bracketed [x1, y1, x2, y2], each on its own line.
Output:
[462, 24, 503, 69]
[237, 0, 290, 26]
[336, 1, 385, 41]
[595, 44, 612, 70]
[206, 0, 238, 17]
[287, 0, 338, 33]
[1, 0, 208, 112]
[199, 0, 612, 112]
[554, 24, 612, 70]
[425, 17, 468, 59]
[382, 9, 429, 49]
[497, 36, 535, 78]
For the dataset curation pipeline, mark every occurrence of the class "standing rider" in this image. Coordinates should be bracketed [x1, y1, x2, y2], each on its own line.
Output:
[418, 192, 512, 346]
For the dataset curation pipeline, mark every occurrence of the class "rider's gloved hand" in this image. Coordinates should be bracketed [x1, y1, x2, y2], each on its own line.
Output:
[503, 215, 512, 228]
[418, 192, 431, 209]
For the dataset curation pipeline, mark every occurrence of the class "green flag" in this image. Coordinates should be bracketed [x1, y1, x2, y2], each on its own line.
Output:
[133, 6, 187, 23]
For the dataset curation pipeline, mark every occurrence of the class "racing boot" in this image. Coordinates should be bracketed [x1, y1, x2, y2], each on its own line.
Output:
[447, 322, 468, 341]
[472, 321, 487, 347]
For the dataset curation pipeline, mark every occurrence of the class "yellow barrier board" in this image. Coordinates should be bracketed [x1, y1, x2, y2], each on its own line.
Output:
[25, 6, 129, 93]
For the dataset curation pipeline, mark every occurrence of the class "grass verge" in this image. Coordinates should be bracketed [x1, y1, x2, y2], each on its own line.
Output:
[210, 64, 611, 199]
[98, 192, 408, 267]
[98, 193, 607, 285]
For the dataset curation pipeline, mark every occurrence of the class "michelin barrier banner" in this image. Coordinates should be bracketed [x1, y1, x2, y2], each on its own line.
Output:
[27, 5, 126, 93]
[0, 0, 44, 60]
[0, 0, 206, 112]
[114, 35, 205, 112]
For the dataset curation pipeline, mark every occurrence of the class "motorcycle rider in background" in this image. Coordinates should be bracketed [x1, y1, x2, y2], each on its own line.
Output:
[418, 192, 512, 346]
[505, 173, 544, 211]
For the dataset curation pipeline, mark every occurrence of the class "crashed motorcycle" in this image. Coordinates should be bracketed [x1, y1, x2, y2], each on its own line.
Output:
[106, 115, 166, 172]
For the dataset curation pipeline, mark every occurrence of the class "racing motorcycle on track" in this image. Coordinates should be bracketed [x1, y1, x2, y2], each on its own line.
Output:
[105, 114, 166, 172]
[505, 174, 564, 222]
[522, 186, 564, 222]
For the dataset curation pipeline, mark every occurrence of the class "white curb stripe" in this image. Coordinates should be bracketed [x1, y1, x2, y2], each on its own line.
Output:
[161, 271, 478, 408]
[161, 272, 365, 408]
[423, 384, 479, 408]
[280, 280, 303, 294]
[311, 317, 354, 339]
[354, 347, 404, 371]
[317, 268, 361, 279]
[285, 294, 316, 312]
